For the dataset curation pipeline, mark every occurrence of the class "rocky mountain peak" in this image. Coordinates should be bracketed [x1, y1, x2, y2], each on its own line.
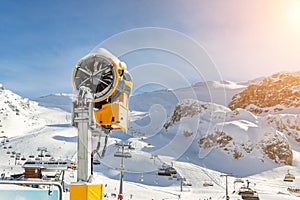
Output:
[228, 71, 300, 114]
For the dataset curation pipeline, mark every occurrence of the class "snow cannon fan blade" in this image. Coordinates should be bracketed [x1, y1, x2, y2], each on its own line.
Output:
[72, 51, 121, 102]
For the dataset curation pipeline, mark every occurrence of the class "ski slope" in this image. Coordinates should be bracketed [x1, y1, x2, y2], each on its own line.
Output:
[0, 82, 300, 200]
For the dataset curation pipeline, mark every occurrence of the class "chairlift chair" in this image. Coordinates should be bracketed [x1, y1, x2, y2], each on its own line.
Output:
[284, 170, 295, 182]
[158, 168, 171, 176]
[203, 181, 214, 187]
[166, 166, 177, 174]
[234, 178, 244, 184]
[114, 151, 123, 157]
[93, 159, 101, 165]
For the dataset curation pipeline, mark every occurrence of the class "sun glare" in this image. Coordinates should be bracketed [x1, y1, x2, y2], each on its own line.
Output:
[289, 1, 300, 25]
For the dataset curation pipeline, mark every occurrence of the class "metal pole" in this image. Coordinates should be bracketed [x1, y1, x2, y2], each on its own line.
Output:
[75, 105, 91, 182]
[180, 178, 183, 192]
[220, 174, 232, 200]
[225, 176, 228, 198]
[119, 145, 124, 196]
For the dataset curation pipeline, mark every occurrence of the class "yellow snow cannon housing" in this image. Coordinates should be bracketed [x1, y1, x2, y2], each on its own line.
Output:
[72, 48, 132, 130]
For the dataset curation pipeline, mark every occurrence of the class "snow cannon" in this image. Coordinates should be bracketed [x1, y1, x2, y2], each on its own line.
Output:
[72, 48, 132, 130]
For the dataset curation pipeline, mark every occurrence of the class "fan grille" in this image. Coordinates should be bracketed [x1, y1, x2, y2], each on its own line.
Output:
[74, 55, 117, 101]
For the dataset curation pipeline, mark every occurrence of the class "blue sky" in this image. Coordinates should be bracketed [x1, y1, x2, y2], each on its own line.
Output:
[1, 0, 300, 98]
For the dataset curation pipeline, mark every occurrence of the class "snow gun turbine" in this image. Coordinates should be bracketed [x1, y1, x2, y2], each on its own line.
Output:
[71, 48, 132, 184]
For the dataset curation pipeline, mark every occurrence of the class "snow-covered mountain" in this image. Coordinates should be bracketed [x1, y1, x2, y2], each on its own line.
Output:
[0, 83, 46, 137]
[1, 72, 300, 199]
[33, 93, 73, 113]
[127, 73, 300, 175]
[229, 71, 300, 114]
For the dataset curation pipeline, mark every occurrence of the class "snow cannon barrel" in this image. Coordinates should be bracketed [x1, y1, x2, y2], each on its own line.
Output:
[72, 48, 132, 130]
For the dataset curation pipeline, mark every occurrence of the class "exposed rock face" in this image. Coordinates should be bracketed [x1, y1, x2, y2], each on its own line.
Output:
[199, 130, 232, 149]
[164, 99, 208, 130]
[164, 99, 293, 165]
[198, 129, 293, 165]
[258, 134, 293, 165]
[228, 72, 300, 114]
[265, 114, 300, 143]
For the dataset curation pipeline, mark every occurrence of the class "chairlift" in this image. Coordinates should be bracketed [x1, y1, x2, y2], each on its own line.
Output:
[241, 191, 259, 200]
[238, 186, 260, 200]
[234, 178, 244, 184]
[114, 151, 132, 158]
[158, 168, 171, 176]
[238, 186, 254, 195]
[166, 166, 177, 174]
[128, 145, 135, 150]
[124, 152, 132, 158]
[203, 181, 214, 187]
[93, 159, 101, 165]
[183, 182, 192, 186]
[114, 151, 123, 157]
[287, 187, 300, 194]
[283, 170, 295, 182]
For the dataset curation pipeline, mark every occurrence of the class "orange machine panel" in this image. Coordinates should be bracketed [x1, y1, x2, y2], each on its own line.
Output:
[94, 103, 128, 130]
[70, 183, 103, 200]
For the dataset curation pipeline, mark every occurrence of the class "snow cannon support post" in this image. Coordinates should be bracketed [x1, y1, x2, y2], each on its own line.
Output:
[70, 183, 103, 200]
